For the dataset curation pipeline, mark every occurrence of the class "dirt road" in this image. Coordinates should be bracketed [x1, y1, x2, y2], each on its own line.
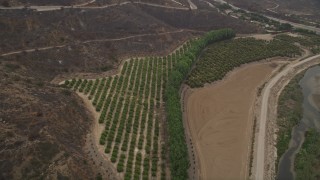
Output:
[1, 45, 67, 57]
[199, 0, 215, 8]
[0, 1, 188, 11]
[254, 54, 320, 180]
[185, 62, 276, 180]
[1, 29, 203, 57]
[187, 0, 197, 10]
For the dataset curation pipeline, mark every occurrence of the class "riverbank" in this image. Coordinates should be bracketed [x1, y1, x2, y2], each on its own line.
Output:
[276, 70, 305, 169]
[276, 65, 320, 179]
[254, 53, 320, 180]
[295, 129, 320, 179]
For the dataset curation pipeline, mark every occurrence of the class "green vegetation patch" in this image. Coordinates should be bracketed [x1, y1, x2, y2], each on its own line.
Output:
[187, 38, 302, 88]
[275, 33, 320, 54]
[236, 11, 293, 31]
[276, 71, 304, 170]
[295, 129, 320, 180]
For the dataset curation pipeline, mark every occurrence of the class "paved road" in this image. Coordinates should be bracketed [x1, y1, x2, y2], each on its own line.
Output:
[255, 54, 320, 180]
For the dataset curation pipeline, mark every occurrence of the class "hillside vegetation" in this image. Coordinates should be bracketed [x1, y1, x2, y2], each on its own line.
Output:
[0, 62, 96, 179]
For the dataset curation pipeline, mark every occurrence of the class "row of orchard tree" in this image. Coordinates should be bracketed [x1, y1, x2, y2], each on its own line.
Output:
[64, 29, 236, 179]
[164, 29, 236, 179]
[187, 37, 302, 88]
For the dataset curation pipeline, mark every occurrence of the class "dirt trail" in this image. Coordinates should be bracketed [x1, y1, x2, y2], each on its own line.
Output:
[266, 1, 279, 13]
[185, 62, 277, 180]
[1, 29, 202, 57]
[0, 1, 188, 11]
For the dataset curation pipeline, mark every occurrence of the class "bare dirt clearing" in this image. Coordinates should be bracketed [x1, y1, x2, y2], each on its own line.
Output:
[248, 34, 274, 41]
[185, 62, 277, 179]
[237, 34, 275, 41]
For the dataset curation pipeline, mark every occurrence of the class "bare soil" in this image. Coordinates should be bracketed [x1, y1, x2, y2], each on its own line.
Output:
[184, 62, 276, 179]
[247, 34, 274, 41]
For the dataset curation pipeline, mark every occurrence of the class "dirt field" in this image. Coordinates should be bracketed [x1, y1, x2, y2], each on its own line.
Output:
[185, 62, 277, 179]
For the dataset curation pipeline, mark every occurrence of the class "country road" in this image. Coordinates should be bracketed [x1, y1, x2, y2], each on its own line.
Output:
[0, 1, 189, 11]
[0, 29, 204, 57]
[73, 0, 96, 7]
[0, 0, 96, 11]
[1, 0, 319, 34]
[1, 45, 67, 57]
[255, 53, 320, 180]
